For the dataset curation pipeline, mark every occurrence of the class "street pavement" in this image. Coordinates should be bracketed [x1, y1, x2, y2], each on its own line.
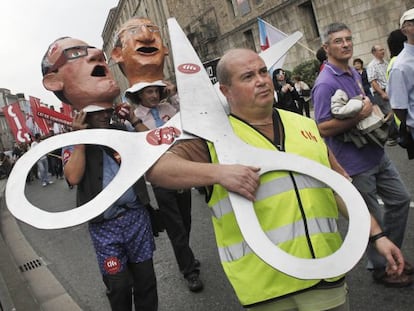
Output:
[0, 144, 414, 310]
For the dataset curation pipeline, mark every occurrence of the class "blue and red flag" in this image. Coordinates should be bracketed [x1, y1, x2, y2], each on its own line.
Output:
[258, 18, 287, 51]
[257, 18, 290, 72]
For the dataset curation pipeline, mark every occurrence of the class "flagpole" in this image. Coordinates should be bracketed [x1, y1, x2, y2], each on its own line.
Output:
[259, 18, 316, 55]
[296, 41, 316, 55]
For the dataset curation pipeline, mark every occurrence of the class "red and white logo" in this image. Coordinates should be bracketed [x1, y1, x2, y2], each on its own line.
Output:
[62, 149, 72, 165]
[146, 127, 181, 146]
[177, 63, 201, 74]
[103, 256, 121, 274]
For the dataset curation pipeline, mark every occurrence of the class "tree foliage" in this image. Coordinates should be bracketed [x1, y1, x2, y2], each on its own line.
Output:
[292, 59, 320, 87]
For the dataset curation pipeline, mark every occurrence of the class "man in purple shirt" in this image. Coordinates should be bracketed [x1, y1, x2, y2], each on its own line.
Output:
[312, 22, 412, 287]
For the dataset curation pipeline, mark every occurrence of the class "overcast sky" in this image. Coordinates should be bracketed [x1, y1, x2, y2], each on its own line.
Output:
[0, 0, 119, 108]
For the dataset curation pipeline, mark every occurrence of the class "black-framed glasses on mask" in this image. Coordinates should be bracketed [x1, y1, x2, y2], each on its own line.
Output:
[46, 45, 96, 74]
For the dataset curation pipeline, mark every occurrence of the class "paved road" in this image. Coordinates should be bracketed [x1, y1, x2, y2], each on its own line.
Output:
[3, 144, 414, 310]
[18, 181, 243, 311]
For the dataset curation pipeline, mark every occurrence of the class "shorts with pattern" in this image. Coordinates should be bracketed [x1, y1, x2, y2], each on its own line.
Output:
[88, 207, 155, 275]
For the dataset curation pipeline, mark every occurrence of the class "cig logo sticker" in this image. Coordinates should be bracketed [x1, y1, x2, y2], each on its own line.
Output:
[178, 63, 200, 74]
[146, 127, 182, 145]
[103, 256, 121, 274]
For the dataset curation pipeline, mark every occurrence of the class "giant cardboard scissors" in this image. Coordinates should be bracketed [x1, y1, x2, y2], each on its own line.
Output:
[6, 18, 370, 280]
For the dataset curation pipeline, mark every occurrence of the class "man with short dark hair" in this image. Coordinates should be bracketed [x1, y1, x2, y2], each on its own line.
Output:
[312, 22, 412, 288]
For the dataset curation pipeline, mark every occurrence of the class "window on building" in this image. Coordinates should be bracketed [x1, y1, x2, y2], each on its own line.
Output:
[237, 0, 251, 15]
[227, 0, 252, 17]
[227, 0, 237, 18]
[298, 1, 319, 39]
[243, 29, 255, 50]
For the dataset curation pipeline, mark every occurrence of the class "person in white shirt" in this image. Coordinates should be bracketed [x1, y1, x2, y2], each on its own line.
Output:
[30, 133, 53, 187]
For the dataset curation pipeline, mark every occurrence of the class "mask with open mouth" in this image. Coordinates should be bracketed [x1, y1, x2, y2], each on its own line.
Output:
[111, 17, 169, 86]
[42, 37, 120, 111]
[91, 65, 107, 77]
[136, 46, 159, 54]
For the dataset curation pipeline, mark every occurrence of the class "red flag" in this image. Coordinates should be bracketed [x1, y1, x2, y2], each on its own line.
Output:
[2, 102, 32, 143]
[36, 106, 73, 127]
[29, 96, 50, 135]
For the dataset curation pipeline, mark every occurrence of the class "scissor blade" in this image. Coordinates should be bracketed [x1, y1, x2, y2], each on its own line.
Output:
[167, 18, 232, 142]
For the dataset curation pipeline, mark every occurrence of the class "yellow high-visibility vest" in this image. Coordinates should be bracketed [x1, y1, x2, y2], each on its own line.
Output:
[207, 109, 344, 306]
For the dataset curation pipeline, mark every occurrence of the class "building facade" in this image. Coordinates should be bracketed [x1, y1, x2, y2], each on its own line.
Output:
[102, 0, 414, 95]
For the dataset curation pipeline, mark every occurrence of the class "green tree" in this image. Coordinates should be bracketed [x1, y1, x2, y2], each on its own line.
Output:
[292, 59, 320, 87]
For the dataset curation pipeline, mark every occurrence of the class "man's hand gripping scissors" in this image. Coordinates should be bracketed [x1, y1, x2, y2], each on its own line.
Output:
[6, 18, 370, 280]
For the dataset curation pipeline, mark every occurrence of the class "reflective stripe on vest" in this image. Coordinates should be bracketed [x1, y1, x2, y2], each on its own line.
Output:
[218, 217, 338, 262]
[211, 173, 327, 219]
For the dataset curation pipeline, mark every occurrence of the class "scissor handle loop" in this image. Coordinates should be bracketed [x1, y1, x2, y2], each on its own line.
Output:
[216, 140, 369, 279]
[6, 114, 184, 229]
